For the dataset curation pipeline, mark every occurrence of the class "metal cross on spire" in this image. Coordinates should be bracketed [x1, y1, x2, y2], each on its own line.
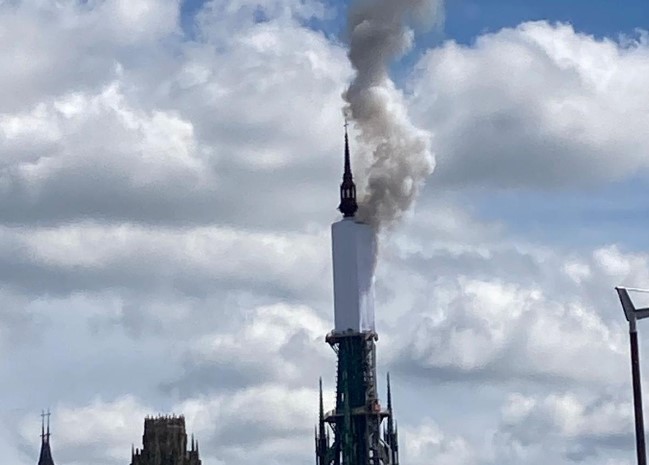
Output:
[338, 119, 358, 218]
[41, 410, 51, 443]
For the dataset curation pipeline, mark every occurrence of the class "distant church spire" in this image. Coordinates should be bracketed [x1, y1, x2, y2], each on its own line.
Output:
[338, 121, 358, 218]
[38, 410, 55, 465]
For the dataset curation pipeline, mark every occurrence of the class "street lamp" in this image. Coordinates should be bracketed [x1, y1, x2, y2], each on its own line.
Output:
[616, 286, 649, 465]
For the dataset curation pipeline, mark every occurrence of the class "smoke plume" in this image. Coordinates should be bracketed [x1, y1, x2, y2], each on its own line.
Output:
[344, 0, 441, 229]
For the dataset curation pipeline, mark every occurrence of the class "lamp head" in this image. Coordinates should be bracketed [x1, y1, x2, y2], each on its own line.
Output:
[616, 287, 649, 323]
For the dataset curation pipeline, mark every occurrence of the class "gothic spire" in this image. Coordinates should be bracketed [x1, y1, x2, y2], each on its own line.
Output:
[38, 410, 55, 465]
[338, 121, 358, 218]
[319, 378, 325, 426]
[386, 373, 395, 438]
[387, 373, 393, 413]
[316, 378, 330, 465]
[385, 374, 399, 465]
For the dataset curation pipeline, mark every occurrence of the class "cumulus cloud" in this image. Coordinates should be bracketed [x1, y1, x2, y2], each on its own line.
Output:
[0, 223, 331, 301]
[384, 220, 636, 386]
[410, 21, 649, 188]
[17, 396, 152, 465]
[494, 391, 634, 463]
[402, 419, 475, 465]
[3, 2, 649, 465]
[179, 384, 319, 464]
[0, 0, 351, 229]
[0, 0, 180, 112]
[166, 303, 331, 395]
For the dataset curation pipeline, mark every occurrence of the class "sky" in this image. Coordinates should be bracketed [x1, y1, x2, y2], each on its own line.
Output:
[3, 1, 649, 465]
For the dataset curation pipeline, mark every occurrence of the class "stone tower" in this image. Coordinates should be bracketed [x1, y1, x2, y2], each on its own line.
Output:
[130, 415, 201, 465]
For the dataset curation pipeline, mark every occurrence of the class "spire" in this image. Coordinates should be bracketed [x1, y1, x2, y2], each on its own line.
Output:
[317, 378, 330, 465]
[387, 373, 393, 413]
[386, 373, 395, 437]
[319, 378, 325, 426]
[344, 123, 353, 180]
[386, 373, 399, 465]
[38, 411, 55, 465]
[338, 121, 358, 218]
[318, 378, 327, 443]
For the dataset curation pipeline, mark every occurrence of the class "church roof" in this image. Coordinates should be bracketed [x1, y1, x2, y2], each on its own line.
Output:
[38, 440, 55, 465]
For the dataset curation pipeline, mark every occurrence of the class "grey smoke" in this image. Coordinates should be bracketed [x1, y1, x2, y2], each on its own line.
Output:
[344, 0, 442, 229]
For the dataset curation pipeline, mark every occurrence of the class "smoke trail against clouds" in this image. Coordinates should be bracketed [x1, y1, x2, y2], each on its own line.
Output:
[344, 0, 442, 229]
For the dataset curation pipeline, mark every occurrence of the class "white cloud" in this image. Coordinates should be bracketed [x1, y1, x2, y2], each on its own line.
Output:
[0, 0, 180, 112]
[176, 384, 321, 465]
[0, 0, 351, 228]
[381, 208, 635, 386]
[170, 303, 331, 394]
[410, 21, 649, 188]
[402, 419, 475, 465]
[494, 391, 634, 463]
[18, 396, 152, 465]
[0, 223, 331, 303]
[3, 2, 649, 465]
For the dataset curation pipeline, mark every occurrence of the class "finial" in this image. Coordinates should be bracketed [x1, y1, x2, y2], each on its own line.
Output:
[319, 377, 324, 421]
[40, 409, 51, 443]
[343, 120, 351, 179]
[387, 373, 392, 412]
[338, 120, 358, 218]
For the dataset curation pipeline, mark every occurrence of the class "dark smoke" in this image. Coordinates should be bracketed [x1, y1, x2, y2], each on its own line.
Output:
[344, 0, 442, 229]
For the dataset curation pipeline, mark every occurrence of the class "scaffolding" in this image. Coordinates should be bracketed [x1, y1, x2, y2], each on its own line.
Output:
[316, 331, 399, 465]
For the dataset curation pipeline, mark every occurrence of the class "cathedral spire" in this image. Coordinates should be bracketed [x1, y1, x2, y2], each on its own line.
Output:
[338, 121, 358, 218]
[386, 374, 399, 465]
[316, 378, 330, 465]
[38, 411, 55, 465]
[318, 378, 326, 439]
[387, 373, 393, 413]
[319, 378, 325, 424]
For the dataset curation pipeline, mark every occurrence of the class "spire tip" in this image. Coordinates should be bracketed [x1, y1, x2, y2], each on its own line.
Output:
[338, 120, 358, 218]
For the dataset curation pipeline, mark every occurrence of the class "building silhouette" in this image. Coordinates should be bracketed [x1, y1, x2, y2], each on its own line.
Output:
[37, 411, 55, 465]
[130, 415, 201, 465]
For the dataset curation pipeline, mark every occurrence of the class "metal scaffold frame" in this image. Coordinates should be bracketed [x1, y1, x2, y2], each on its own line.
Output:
[316, 331, 399, 465]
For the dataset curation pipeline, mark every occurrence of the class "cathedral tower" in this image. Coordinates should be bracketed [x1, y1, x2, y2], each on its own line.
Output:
[315, 127, 399, 465]
[130, 415, 201, 465]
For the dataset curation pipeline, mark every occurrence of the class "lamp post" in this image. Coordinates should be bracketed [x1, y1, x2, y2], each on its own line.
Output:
[616, 286, 649, 465]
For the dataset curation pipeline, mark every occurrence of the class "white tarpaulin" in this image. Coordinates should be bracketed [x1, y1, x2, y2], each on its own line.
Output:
[331, 218, 376, 333]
